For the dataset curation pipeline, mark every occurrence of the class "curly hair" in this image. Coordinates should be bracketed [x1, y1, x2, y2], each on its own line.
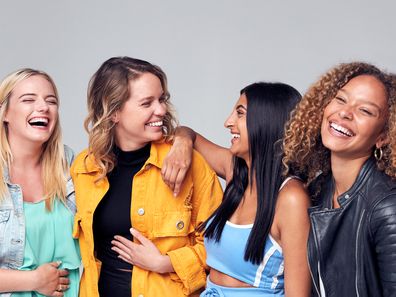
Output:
[283, 62, 396, 185]
[84, 57, 177, 182]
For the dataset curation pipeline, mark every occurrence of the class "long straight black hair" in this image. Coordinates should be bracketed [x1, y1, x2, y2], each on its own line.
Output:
[201, 82, 301, 264]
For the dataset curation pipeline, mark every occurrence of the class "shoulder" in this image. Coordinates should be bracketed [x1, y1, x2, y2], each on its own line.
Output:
[63, 144, 75, 166]
[70, 148, 92, 174]
[277, 178, 311, 210]
[190, 149, 218, 181]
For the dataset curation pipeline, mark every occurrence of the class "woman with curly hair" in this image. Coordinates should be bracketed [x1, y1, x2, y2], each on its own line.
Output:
[283, 62, 396, 297]
[164, 82, 312, 296]
[71, 56, 222, 297]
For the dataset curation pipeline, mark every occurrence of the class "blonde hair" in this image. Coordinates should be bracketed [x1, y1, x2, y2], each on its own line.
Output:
[85, 57, 177, 182]
[283, 62, 396, 184]
[0, 68, 68, 210]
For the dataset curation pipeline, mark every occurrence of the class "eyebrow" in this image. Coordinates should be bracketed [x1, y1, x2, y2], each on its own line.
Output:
[337, 89, 382, 111]
[236, 104, 247, 111]
[19, 93, 58, 100]
[138, 93, 165, 102]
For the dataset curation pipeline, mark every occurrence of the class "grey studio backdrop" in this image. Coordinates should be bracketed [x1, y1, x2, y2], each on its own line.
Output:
[0, 0, 395, 155]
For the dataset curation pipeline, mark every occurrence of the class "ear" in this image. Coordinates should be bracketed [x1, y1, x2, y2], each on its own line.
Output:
[375, 132, 389, 149]
[111, 111, 119, 124]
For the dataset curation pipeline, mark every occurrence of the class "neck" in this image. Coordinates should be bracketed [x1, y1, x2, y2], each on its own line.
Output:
[115, 138, 149, 152]
[331, 153, 370, 197]
[8, 138, 43, 168]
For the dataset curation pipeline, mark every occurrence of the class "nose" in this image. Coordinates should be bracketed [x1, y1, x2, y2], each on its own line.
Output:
[36, 99, 50, 113]
[154, 100, 167, 116]
[224, 113, 234, 129]
[338, 106, 353, 120]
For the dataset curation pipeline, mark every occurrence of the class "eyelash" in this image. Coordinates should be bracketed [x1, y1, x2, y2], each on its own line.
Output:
[360, 108, 373, 116]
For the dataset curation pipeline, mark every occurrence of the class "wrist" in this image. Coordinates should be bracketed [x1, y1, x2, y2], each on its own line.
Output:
[29, 269, 40, 291]
[156, 255, 174, 274]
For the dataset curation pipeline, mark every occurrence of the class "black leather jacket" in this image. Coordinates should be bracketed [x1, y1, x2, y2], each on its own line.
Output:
[308, 158, 396, 297]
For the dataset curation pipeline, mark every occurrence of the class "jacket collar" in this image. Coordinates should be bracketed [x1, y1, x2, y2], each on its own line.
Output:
[74, 141, 168, 174]
[326, 157, 376, 207]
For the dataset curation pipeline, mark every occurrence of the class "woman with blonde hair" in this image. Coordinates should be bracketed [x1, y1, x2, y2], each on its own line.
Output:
[0, 69, 79, 296]
[71, 56, 222, 297]
[283, 62, 396, 296]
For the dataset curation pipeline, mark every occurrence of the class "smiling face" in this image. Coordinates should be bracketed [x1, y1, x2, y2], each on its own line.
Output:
[113, 72, 167, 151]
[224, 93, 250, 162]
[4, 75, 58, 148]
[321, 75, 389, 160]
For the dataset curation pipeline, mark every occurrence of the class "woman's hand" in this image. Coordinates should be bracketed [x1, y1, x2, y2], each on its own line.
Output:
[112, 228, 174, 274]
[162, 136, 193, 197]
[33, 261, 70, 297]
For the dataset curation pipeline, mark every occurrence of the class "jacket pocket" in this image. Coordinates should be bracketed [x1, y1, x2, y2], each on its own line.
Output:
[153, 210, 194, 237]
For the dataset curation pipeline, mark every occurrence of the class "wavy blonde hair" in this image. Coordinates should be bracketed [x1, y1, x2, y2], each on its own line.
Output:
[85, 57, 177, 182]
[283, 62, 396, 185]
[0, 69, 68, 210]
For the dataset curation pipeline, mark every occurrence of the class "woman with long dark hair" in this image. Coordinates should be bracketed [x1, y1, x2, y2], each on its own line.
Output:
[165, 82, 311, 296]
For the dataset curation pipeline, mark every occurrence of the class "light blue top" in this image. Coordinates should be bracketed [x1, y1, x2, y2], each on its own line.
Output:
[202, 177, 297, 297]
[205, 221, 284, 296]
[12, 199, 80, 297]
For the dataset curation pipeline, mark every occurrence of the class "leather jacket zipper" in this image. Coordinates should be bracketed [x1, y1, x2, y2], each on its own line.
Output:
[355, 209, 366, 297]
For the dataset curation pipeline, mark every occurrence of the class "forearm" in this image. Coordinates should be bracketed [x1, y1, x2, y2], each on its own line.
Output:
[0, 269, 36, 293]
[174, 126, 196, 146]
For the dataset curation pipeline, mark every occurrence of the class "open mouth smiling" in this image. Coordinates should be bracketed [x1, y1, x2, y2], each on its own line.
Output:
[330, 121, 355, 137]
[28, 117, 49, 127]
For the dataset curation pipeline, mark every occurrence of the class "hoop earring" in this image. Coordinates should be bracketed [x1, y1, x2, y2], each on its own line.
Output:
[374, 147, 383, 161]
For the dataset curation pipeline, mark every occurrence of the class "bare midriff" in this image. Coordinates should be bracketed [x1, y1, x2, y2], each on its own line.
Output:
[209, 268, 253, 288]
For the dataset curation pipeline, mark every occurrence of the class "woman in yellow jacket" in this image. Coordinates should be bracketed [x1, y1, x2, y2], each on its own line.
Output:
[71, 56, 223, 297]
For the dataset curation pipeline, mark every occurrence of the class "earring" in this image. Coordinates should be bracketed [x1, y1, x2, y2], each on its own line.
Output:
[374, 147, 383, 161]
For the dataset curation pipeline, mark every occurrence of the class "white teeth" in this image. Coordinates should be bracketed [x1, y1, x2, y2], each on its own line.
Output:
[146, 121, 163, 127]
[231, 133, 240, 139]
[28, 117, 49, 127]
[330, 122, 354, 137]
[29, 117, 48, 124]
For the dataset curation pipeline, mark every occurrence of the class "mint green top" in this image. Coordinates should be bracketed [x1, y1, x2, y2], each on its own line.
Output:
[13, 199, 81, 297]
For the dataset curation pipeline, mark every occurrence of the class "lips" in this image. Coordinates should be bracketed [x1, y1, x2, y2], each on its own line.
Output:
[329, 121, 355, 137]
[28, 117, 49, 127]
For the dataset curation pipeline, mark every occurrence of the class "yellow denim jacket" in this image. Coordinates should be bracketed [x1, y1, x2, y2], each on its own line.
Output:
[71, 141, 223, 297]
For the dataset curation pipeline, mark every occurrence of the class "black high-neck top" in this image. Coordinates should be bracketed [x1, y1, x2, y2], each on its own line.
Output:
[93, 143, 151, 270]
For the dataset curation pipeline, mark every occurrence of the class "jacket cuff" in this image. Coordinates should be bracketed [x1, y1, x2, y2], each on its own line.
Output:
[167, 246, 207, 294]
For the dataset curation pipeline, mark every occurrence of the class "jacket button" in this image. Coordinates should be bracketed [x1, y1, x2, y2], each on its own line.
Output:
[11, 239, 22, 244]
[137, 208, 145, 216]
[345, 194, 350, 199]
[176, 220, 184, 230]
